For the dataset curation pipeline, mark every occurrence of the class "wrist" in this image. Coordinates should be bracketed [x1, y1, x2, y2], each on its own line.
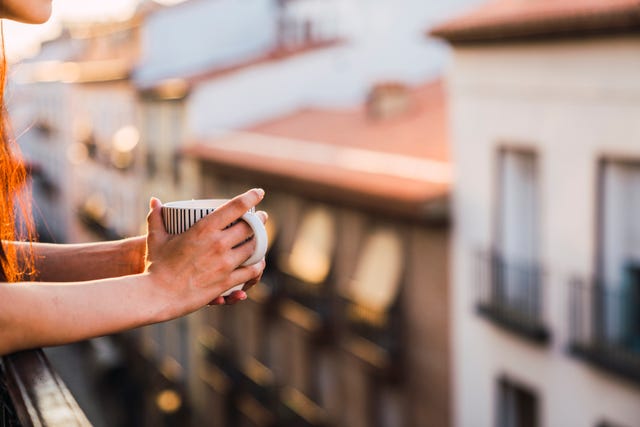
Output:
[137, 272, 177, 324]
[121, 236, 147, 275]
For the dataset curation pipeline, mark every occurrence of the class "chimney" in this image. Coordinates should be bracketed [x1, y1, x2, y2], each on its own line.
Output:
[366, 82, 410, 120]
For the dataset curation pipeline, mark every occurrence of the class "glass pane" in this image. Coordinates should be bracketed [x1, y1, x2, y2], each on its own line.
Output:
[348, 228, 403, 313]
[499, 150, 538, 264]
[497, 378, 538, 427]
[498, 150, 539, 309]
[602, 162, 640, 285]
[283, 207, 335, 284]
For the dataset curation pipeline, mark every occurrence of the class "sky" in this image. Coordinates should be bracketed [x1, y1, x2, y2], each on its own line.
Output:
[3, 0, 186, 62]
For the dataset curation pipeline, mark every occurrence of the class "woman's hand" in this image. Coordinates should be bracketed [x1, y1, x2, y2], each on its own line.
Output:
[144, 189, 267, 318]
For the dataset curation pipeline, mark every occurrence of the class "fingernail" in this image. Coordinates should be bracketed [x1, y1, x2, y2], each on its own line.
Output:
[255, 188, 265, 198]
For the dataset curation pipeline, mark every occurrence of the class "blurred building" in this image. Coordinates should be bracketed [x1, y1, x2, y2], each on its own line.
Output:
[431, 1, 640, 426]
[136, 0, 343, 207]
[11, 0, 345, 243]
[123, 79, 452, 427]
[9, 13, 147, 243]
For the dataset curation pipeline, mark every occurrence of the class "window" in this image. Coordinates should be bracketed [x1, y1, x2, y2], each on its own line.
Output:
[497, 377, 539, 427]
[485, 148, 544, 331]
[281, 207, 336, 286]
[339, 227, 405, 381]
[623, 265, 640, 351]
[498, 148, 539, 267]
[599, 160, 640, 350]
[345, 228, 404, 327]
[600, 160, 640, 284]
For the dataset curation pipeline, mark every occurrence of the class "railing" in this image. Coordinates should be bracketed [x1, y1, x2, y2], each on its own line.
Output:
[568, 279, 640, 385]
[475, 251, 550, 343]
[0, 349, 91, 427]
[340, 296, 404, 382]
[276, 273, 335, 343]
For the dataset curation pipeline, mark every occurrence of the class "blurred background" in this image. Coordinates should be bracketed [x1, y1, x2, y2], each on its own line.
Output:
[4, 0, 640, 426]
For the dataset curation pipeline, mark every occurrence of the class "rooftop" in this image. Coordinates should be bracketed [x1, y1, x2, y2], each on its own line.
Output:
[430, 0, 640, 43]
[184, 80, 450, 221]
[139, 39, 342, 98]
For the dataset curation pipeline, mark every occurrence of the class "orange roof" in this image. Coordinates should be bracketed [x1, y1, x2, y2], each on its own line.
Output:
[430, 0, 640, 43]
[247, 81, 448, 162]
[184, 80, 450, 222]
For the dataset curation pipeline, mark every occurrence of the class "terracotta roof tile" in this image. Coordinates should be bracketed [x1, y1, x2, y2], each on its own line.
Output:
[246, 81, 448, 161]
[430, 0, 640, 43]
[184, 80, 450, 220]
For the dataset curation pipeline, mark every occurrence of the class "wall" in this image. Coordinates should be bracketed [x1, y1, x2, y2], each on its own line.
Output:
[449, 35, 640, 427]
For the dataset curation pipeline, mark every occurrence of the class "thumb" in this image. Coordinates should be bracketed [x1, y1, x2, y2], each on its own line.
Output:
[146, 197, 167, 244]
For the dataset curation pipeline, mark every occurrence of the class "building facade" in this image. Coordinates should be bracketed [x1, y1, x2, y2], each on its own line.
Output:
[432, 1, 640, 426]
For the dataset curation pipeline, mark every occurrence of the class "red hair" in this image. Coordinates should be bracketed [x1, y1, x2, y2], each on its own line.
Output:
[0, 22, 36, 282]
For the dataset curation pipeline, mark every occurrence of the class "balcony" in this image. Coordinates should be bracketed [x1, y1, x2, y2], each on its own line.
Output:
[276, 270, 335, 344]
[475, 251, 550, 343]
[277, 386, 330, 427]
[197, 326, 326, 427]
[569, 279, 640, 386]
[340, 296, 404, 382]
[1, 349, 90, 426]
[234, 357, 279, 427]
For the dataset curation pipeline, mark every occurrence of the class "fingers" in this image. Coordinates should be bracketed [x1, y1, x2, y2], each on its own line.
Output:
[214, 207, 268, 267]
[241, 258, 266, 280]
[225, 220, 255, 249]
[146, 197, 168, 246]
[207, 290, 247, 306]
[256, 210, 268, 224]
[221, 209, 269, 248]
[203, 189, 265, 231]
[207, 296, 226, 306]
[223, 291, 248, 305]
[223, 259, 265, 293]
[243, 267, 263, 291]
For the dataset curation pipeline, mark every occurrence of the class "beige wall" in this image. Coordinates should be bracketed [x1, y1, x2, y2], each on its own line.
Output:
[449, 36, 640, 427]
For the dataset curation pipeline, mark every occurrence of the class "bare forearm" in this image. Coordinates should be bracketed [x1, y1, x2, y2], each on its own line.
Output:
[13, 237, 146, 282]
[0, 189, 268, 355]
[0, 273, 170, 355]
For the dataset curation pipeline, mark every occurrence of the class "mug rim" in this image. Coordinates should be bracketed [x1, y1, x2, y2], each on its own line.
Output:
[162, 199, 228, 209]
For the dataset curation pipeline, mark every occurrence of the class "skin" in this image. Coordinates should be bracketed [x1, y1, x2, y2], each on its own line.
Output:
[0, 189, 269, 355]
[0, 0, 53, 24]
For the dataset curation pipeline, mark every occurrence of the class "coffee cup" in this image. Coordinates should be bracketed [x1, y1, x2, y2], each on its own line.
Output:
[161, 199, 268, 296]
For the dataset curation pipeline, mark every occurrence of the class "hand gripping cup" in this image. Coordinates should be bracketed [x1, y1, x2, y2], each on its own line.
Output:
[161, 199, 268, 296]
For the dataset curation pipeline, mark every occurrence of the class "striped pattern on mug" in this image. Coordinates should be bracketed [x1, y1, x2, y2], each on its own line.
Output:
[162, 207, 216, 234]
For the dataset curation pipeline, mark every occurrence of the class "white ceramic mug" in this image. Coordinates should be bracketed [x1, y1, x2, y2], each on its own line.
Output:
[161, 199, 268, 296]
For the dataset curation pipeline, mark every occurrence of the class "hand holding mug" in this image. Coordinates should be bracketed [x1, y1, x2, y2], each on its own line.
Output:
[161, 197, 268, 297]
[144, 189, 267, 313]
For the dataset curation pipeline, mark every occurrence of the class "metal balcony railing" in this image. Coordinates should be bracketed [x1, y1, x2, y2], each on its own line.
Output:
[569, 279, 640, 385]
[475, 251, 550, 343]
[1, 350, 91, 427]
[339, 296, 404, 382]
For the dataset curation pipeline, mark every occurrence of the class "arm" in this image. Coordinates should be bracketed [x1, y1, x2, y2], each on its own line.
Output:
[0, 189, 267, 355]
[0, 273, 166, 354]
[13, 237, 147, 282]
